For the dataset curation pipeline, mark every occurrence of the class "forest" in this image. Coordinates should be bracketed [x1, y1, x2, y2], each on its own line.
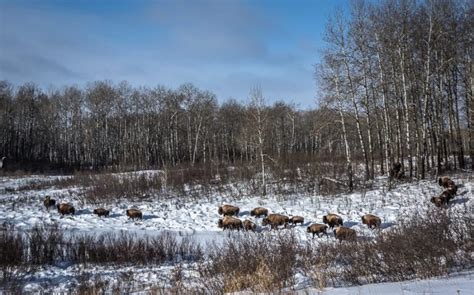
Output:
[0, 0, 472, 192]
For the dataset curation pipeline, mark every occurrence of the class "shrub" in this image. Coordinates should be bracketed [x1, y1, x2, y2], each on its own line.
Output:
[198, 231, 301, 293]
[0, 223, 27, 284]
[70, 232, 203, 265]
[28, 224, 64, 265]
[81, 173, 163, 203]
[301, 208, 473, 287]
[199, 208, 472, 293]
[2, 225, 203, 268]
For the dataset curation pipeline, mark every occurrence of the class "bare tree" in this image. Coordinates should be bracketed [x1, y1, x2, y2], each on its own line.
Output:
[248, 86, 268, 195]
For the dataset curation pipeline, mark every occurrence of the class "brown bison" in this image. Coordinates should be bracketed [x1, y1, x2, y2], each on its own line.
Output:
[57, 203, 75, 216]
[218, 216, 243, 231]
[447, 184, 458, 195]
[262, 213, 289, 230]
[389, 162, 404, 180]
[307, 224, 328, 238]
[289, 216, 304, 225]
[323, 214, 343, 228]
[438, 176, 455, 188]
[442, 189, 456, 203]
[243, 219, 257, 231]
[43, 195, 56, 210]
[126, 208, 143, 220]
[430, 195, 446, 208]
[93, 208, 110, 217]
[218, 204, 240, 216]
[361, 214, 381, 229]
[250, 207, 268, 218]
[334, 226, 357, 241]
[431, 189, 456, 208]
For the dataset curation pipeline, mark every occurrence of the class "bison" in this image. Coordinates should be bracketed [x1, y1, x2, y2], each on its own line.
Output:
[243, 219, 257, 231]
[431, 189, 456, 208]
[43, 195, 56, 210]
[322, 214, 343, 228]
[93, 208, 110, 217]
[126, 208, 143, 220]
[442, 189, 456, 203]
[218, 216, 243, 231]
[262, 213, 289, 230]
[289, 216, 304, 226]
[57, 203, 75, 216]
[430, 195, 446, 208]
[447, 184, 458, 195]
[438, 176, 455, 188]
[250, 207, 268, 218]
[218, 204, 240, 216]
[307, 224, 328, 238]
[334, 226, 357, 241]
[361, 214, 381, 229]
[389, 162, 404, 180]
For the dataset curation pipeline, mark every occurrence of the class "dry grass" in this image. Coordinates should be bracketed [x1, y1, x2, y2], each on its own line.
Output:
[197, 208, 472, 292]
[301, 208, 473, 288]
[198, 231, 301, 293]
[12, 159, 352, 202]
[1, 207, 471, 292]
[0, 223, 203, 288]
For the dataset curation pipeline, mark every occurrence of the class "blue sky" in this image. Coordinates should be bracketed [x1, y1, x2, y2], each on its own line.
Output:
[0, 0, 349, 108]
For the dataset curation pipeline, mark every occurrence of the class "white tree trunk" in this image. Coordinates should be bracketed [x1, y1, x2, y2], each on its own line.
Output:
[334, 76, 353, 192]
[399, 46, 413, 178]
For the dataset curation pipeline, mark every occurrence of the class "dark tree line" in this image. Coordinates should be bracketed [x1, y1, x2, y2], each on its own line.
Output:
[0, 80, 334, 172]
[0, 0, 472, 191]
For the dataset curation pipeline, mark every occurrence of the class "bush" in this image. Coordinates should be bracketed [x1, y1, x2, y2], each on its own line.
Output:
[198, 231, 301, 293]
[0, 223, 27, 284]
[198, 208, 472, 293]
[13, 160, 352, 202]
[1, 207, 472, 293]
[70, 232, 203, 265]
[301, 208, 473, 287]
[28, 224, 64, 265]
[1, 225, 203, 269]
[82, 173, 163, 203]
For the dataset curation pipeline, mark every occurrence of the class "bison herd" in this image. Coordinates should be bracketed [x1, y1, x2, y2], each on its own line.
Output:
[217, 175, 460, 241]
[217, 204, 382, 241]
[43, 195, 142, 220]
[40, 175, 459, 242]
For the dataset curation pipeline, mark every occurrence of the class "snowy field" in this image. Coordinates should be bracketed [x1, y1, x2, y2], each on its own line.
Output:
[0, 171, 472, 293]
[307, 271, 473, 295]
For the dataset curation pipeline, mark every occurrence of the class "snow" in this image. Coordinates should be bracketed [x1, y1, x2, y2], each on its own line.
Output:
[1, 174, 471, 241]
[314, 271, 473, 294]
[0, 172, 472, 292]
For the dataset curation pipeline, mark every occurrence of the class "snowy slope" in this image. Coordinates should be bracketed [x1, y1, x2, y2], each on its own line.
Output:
[1, 173, 471, 242]
[312, 271, 473, 294]
[0, 172, 472, 292]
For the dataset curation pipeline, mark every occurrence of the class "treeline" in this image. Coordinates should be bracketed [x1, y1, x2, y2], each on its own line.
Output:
[0, 0, 472, 186]
[317, 0, 473, 188]
[0, 80, 336, 172]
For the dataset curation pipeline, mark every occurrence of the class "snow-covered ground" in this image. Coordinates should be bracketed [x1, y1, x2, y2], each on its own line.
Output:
[309, 271, 473, 294]
[0, 171, 472, 293]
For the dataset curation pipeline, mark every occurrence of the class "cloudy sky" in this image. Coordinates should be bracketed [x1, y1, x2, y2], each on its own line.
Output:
[0, 0, 348, 108]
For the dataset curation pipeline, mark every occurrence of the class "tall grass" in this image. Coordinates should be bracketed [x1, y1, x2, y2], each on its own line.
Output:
[198, 231, 301, 293]
[0, 223, 203, 288]
[1, 208, 471, 293]
[198, 208, 472, 292]
[13, 160, 349, 203]
[300, 208, 473, 288]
